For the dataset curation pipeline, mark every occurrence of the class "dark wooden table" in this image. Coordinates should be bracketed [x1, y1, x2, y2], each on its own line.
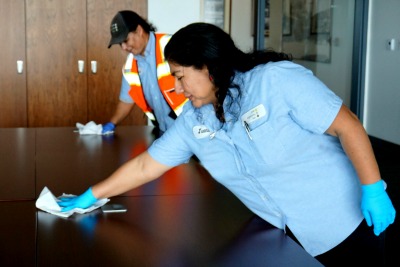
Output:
[0, 128, 35, 200]
[0, 201, 36, 267]
[1, 126, 323, 267]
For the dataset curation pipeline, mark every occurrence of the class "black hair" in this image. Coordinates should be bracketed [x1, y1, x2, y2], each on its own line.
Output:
[120, 10, 157, 33]
[164, 22, 292, 123]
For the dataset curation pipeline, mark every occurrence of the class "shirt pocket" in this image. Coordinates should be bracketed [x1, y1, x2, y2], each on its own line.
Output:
[248, 121, 286, 165]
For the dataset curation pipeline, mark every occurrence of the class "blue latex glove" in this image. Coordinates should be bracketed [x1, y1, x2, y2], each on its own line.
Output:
[361, 180, 396, 236]
[102, 122, 115, 135]
[58, 187, 98, 212]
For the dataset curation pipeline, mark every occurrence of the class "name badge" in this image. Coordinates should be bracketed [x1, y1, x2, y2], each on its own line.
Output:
[241, 104, 267, 124]
[193, 125, 212, 139]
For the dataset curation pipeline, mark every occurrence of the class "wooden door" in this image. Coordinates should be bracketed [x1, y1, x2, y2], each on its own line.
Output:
[87, 0, 147, 126]
[26, 0, 87, 127]
[0, 0, 27, 127]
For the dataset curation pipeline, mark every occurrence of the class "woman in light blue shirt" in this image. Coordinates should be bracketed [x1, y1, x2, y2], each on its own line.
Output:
[60, 22, 396, 266]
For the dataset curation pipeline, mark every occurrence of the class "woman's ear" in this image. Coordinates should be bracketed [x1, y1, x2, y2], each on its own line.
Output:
[136, 24, 143, 35]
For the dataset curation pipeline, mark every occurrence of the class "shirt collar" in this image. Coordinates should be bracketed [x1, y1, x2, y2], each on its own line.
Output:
[143, 32, 155, 58]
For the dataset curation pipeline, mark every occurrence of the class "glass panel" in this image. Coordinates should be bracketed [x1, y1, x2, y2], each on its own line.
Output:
[266, 0, 355, 107]
[282, 0, 332, 62]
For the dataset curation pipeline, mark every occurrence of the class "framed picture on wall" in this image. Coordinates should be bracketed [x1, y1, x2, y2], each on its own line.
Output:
[201, 0, 231, 33]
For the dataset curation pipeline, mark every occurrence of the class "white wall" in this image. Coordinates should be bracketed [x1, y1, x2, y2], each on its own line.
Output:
[148, 0, 201, 34]
[364, 0, 400, 145]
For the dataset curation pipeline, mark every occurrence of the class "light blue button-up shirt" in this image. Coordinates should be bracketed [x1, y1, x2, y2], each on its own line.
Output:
[119, 32, 175, 132]
[148, 61, 364, 256]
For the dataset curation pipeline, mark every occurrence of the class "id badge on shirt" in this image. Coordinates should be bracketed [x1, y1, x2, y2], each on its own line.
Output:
[241, 104, 267, 124]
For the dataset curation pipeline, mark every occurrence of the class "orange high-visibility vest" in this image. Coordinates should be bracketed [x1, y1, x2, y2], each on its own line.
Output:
[123, 33, 188, 121]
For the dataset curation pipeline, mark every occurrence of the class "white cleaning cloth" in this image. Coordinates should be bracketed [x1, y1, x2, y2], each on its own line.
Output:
[35, 186, 109, 218]
[75, 121, 103, 135]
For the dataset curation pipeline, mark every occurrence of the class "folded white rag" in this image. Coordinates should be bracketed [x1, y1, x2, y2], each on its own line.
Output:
[75, 121, 103, 135]
[35, 186, 109, 218]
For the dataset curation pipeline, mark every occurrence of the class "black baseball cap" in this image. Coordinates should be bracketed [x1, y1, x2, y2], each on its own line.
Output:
[108, 10, 142, 48]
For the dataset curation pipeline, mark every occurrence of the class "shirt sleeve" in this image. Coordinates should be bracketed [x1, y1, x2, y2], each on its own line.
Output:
[270, 63, 343, 134]
[119, 76, 134, 104]
[148, 115, 193, 167]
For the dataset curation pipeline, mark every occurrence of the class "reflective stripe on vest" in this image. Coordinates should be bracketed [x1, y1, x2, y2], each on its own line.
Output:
[123, 33, 188, 121]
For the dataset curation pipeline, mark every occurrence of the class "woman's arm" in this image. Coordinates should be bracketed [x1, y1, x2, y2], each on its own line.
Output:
[92, 151, 172, 199]
[58, 151, 172, 212]
[325, 104, 395, 235]
[325, 104, 380, 185]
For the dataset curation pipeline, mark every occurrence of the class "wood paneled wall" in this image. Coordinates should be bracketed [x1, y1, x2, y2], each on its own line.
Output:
[0, 0, 148, 127]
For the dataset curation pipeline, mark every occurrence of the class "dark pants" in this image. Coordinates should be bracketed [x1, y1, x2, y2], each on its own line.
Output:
[287, 220, 386, 266]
